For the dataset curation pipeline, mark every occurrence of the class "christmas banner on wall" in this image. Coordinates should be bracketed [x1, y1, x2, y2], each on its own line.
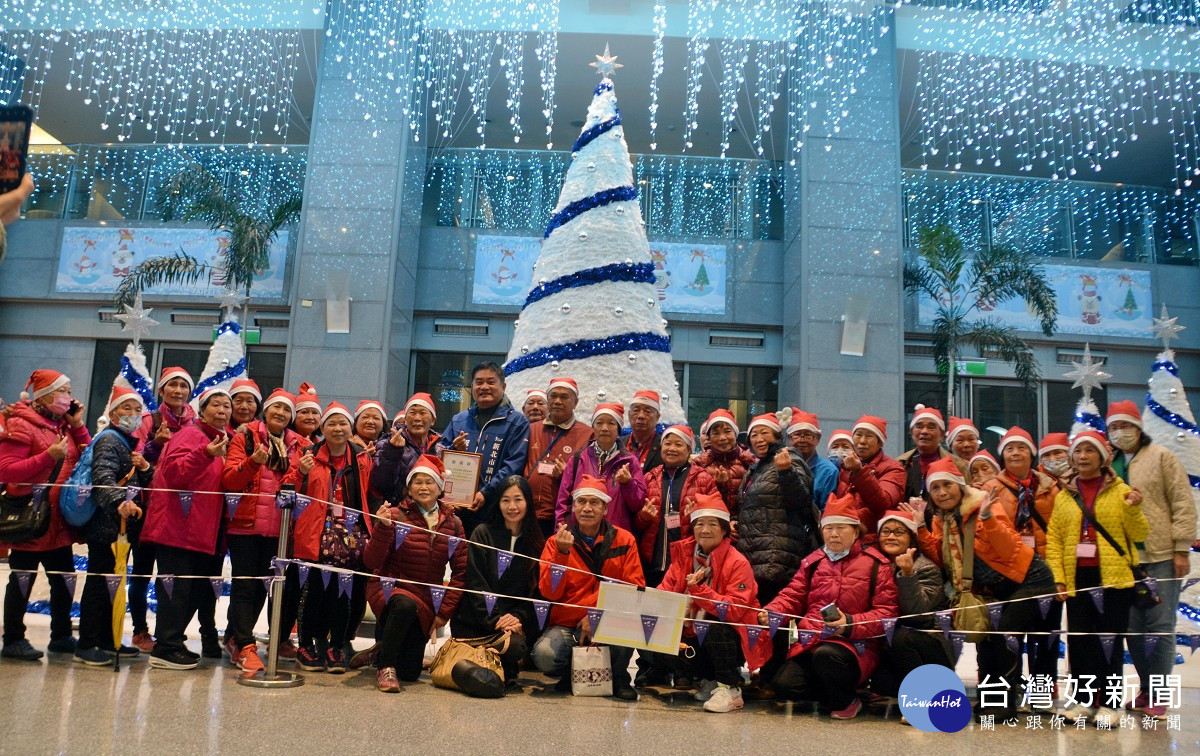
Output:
[917, 263, 1153, 339]
[472, 234, 726, 314]
[55, 226, 289, 299]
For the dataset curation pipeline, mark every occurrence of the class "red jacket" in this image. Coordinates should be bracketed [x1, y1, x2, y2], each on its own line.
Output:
[538, 521, 645, 629]
[141, 422, 226, 555]
[284, 441, 376, 562]
[657, 536, 766, 668]
[364, 499, 467, 636]
[635, 463, 719, 564]
[835, 451, 906, 541]
[694, 446, 757, 516]
[221, 421, 305, 538]
[0, 402, 89, 551]
[524, 420, 593, 522]
[765, 542, 899, 684]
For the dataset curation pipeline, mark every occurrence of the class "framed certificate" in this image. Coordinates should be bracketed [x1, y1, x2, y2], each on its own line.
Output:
[441, 450, 482, 508]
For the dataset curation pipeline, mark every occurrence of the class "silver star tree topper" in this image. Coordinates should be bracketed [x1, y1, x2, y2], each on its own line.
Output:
[113, 293, 158, 347]
[1150, 303, 1185, 352]
[590, 44, 623, 78]
[1063, 342, 1111, 402]
[217, 289, 248, 321]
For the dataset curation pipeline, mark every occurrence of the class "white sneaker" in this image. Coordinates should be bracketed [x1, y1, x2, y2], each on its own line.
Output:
[1059, 705, 1091, 723]
[693, 679, 718, 702]
[703, 684, 744, 713]
[1093, 707, 1121, 729]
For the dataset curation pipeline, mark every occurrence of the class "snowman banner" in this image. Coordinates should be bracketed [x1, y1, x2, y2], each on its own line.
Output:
[55, 226, 289, 299]
[917, 262, 1152, 339]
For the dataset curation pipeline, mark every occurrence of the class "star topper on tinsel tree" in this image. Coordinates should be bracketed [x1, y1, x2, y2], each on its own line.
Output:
[1063, 342, 1111, 403]
[1150, 304, 1185, 352]
[217, 289, 248, 321]
[113, 293, 158, 347]
[589, 44, 623, 78]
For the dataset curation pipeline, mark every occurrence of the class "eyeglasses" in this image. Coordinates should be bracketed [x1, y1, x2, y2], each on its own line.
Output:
[792, 432, 818, 441]
[878, 528, 910, 537]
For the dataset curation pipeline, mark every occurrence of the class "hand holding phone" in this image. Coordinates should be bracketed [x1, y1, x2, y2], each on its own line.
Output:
[0, 106, 33, 195]
[819, 602, 840, 623]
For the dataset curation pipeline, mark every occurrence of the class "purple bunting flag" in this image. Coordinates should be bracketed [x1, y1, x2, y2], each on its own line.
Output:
[748, 629, 762, 651]
[549, 564, 566, 592]
[767, 611, 784, 638]
[321, 568, 332, 589]
[640, 614, 657, 643]
[125, 485, 141, 502]
[798, 629, 815, 646]
[715, 602, 729, 622]
[949, 631, 965, 661]
[586, 608, 603, 633]
[819, 625, 833, 639]
[1100, 634, 1116, 662]
[1184, 577, 1200, 591]
[104, 575, 121, 601]
[693, 619, 710, 645]
[62, 572, 77, 598]
[225, 493, 241, 518]
[446, 536, 461, 560]
[988, 604, 1002, 628]
[1005, 634, 1020, 656]
[534, 601, 550, 629]
[159, 575, 174, 600]
[853, 641, 866, 655]
[15, 571, 31, 598]
[485, 593, 497, 614]
[297, 563, 310, 586]
[381, 578, 395, 602]
[78, 485, 92, 502]
[394, 523, 411, 550]
[210, 577, 223, 599]
[1144, 634, 1160, 659]
[1090, 587, 1104, 613]
[31, 484, 47, 505]
[431, 586, 446, 614]
[344, 510, 359, 532]
[497, 552, 513, 578]
[1191, 634, 1200, 655]
[936, 610, 952, 636]
[178, 491, 193, 518]
[1049, 630, 1061, 655]
[293, 494, 310, 515]
[1037, 596, 1052, 619]
[338, 573, 352, 598]
[882, 617, 897, 645]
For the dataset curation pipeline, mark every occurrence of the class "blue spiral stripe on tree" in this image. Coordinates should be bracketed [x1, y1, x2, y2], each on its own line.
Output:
[571, 113, 621, 154]
[504, 332, 671, 376]
[524, 262, 655, 308]
[1151, 360, 1180, 377]
[543, 185, 639, 239]
[1074, 410, 1106, 434]
[190, 358, 248, 399]
[120, 355, 159, 412]
[1145, 395, 1199, 436]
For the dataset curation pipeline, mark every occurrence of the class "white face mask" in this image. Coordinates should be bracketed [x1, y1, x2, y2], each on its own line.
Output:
[116, 414, 142, 434]
[1042, 459, 1070, 477]
[1109, 428, 1140, 452]
[828, 449, 850, 465]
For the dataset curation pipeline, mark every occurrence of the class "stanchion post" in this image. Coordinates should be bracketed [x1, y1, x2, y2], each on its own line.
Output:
[238, 485, 303, 688]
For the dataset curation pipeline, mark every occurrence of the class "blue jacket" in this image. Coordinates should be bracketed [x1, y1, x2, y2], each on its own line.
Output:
[804, 452, 840, 511]
[436, 397, 530, 532]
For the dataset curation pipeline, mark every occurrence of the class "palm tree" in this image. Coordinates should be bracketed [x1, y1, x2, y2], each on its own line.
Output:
[903, 224, 1058, 415]
[113, 166, 301, 310]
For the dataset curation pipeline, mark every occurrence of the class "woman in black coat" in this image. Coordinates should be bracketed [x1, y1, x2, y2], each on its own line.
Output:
[452, 475, 546, 684]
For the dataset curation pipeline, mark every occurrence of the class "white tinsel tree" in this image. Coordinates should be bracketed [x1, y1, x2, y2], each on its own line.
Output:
[1064, 343, 1110, 439]
[502, 48, 684, 424]
[189, 290, 248, 409]
[1142, 306, 1200, 526]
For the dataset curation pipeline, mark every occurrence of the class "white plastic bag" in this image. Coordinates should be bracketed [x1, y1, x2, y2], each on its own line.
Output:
[571, 645, 613, 697]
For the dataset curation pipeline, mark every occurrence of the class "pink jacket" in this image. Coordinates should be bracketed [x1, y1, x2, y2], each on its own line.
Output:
[141, 422, 226, 555]
[0, 402, 89, 551]
[554, 444, 647, 531]
[220, 421, 304, 538]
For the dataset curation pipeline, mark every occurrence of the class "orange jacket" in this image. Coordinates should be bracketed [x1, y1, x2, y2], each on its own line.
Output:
[981, 470, 1058, 557]
[538, 521, 645, 629]
[917, 486, 1034, 586]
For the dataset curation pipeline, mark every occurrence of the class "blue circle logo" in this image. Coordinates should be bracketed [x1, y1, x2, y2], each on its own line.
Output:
[899, 664, 972, 733]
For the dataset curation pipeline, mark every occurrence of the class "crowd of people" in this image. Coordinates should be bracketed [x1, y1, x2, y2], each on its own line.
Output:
[0, 361, 1195, 724]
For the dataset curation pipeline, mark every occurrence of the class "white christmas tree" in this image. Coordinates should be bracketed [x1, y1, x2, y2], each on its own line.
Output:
[1143, 306, 1200, 523]
[103, 293, 160, 429]
[1064, 342, 1111, 439]
[189, 289, 248, 408]
[502, 47, 684, 424]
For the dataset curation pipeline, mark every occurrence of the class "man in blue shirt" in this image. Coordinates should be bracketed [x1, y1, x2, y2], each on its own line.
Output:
[786, 408, 838, 511]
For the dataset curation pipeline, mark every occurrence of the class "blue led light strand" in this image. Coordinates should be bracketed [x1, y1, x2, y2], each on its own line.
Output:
[524, 262, 655, 308]
[543, 185, 639, 239]
[505, 332, 671, 375]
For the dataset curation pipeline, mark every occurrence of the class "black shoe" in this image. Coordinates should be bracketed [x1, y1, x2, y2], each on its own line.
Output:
[46, 636, 78, 654]
[1, 639, 44, 661]
[180, 647, 200, 661]
[108, 644, 141, 657]
[451, 660, 505, 698]
[612, 684, 638, 701]
[200, 631, 222, 659]
[553, 675, 573, 693]
[634, 669, 670, 688]
[149, 649, 199, 670]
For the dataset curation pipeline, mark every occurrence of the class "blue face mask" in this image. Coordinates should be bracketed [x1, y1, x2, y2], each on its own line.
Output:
[116, 414, 141, 434]
[823, 546, 851, 562]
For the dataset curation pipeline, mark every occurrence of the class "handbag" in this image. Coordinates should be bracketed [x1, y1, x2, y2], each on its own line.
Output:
[319, 515, 365, 568]
[0, 457, 65, 544]
[429, 632, 509, 689]
[571, 645, 613, 697]
[949, 512, 992, 643]
[1071, 496, 1162, 611]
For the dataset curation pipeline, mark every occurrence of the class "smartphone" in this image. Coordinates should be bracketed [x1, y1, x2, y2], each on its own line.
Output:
[820, 602, 840, 623]
[0, 105, 33, 193]
[68, 399, 82, 416]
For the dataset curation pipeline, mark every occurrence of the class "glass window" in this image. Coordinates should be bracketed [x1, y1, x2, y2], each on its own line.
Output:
[972, 383, 1039, 456]
[412, 352, 507, 424]
[685, 363, 777, 436]
[1045, 381, 1107, 436]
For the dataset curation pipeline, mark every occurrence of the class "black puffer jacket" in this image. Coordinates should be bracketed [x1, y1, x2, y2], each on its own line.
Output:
[81, 427, 154, 545]
[452, 522, 544, 641]
[734, 441, 818, 599]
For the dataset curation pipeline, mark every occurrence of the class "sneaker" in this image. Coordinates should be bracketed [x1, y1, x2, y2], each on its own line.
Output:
[326, 647, 347, 674]
[703, 684, 745, 713]
[612, 683, 638, 701]
[46, 636, 78, 654]
[180, 647, 201, 661]
[376, 666, 401, 693]
[1060, 705, 1091, 723]
[295, 645, 324, 672]
[200, 632, 222, 659]
[1130, 692, 1167, 720]
[693, 679, 719, 702]
[225, 638, 243, 667]
[131, 632, 155, 653]
[830, 698, 863, 720]
[349, 644, 379, 670]
[238, 645, 264, 674]
[276, 639, 298, 660]
[74, 647, 114, 666]
[1, 639, 44, 661]
[1093, 707, 1121, 728]
[149, 649, 199, 670]
[110, 644, 141, 657]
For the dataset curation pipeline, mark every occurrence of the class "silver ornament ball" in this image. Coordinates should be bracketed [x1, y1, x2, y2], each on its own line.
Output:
[596, 389, 607, 400]
[646, 298, 655, 307]
[627, 354, 637, 363]
[550, 360, 560, 371]
[579, 231, 588, 240]
[614, 306, 624, 317]
[1178, 431, 1187, 440]
[521, 345, 529, 354]
[587, 162, 596, 171]
[560, 303, 571, 314]
[616, 206, 625, 215]
[624, 258, 633, 265]
[221, 358, 229, 368]
[1169, 387, 1178, 395]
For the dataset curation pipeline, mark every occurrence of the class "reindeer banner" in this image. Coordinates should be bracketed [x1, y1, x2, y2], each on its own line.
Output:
[471, 234, 726, 314]
[55, 225, 290, 299]
[916, 262, 1152, 339]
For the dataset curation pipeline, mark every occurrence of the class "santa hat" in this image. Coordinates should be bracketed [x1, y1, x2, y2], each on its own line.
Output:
[572, 474, 612, 503]
[747, 412, 783, 435]
[997, 426, 1037, 457]
[547, 377, 579, 396]
[946, 416, 978, 444]
[909, 404, 945, 430]
[229, 379, 262, 403]
[1038, 432, 1070, 455]
[392, 409, 407, 424]
[689, 492, 730, 523]
[926, 455, 967, 487]
[853, 414, 888, 443]
[157, 367, 194, 393]
[629, 390, 661, 413]
[404, 393, 436, 419]
[968, 450, 999, 473]
[524, 389, 548, 404]
[1105, 400, 1143, 429]
[320, 402, 353, 426]
[787, 409, 821, 436]
[21, 369, 70, 401]
[820, 493, 862, 529]
[197, 386, 231, 409]
[877, 509, 918, 534]
[404, 454, 446, 490]
[827, 429, 853, 450]
[355, 399, 386, 420]
[661, 424, 695, 450]
[1070, 430, 1110, 461]
[262, 389, 295, 415]
[702, 408, 739, 436]
[104, 385, 144, 416]
[294, 383, 320, 413]
[592, 403, 625, 427]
